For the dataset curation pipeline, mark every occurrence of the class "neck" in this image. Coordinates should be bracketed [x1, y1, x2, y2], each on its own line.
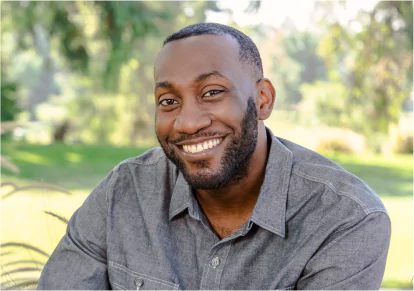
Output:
[195, 125, 270, 217]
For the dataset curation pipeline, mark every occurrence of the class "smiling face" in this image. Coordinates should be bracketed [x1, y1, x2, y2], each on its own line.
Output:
[154, 34, 261, 189]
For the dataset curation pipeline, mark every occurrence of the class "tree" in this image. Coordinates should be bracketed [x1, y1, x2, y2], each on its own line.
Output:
[302, 1, 412, 149]
[265, 26, 328, 107]
[1, 68, 19, 123]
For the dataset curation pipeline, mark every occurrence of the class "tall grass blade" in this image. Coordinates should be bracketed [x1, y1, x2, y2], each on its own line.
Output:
[1, 267, 42, 277]
[3, 260, 45, 268]
[1, 278, 38, 290]
[2, 183, 71, 200]
[1, 243, 50, 258]
[43, 211, 69, 224]
[1, 251, 14, 256]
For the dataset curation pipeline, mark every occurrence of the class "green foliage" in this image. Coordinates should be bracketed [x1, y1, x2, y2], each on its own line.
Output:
[1, 1, 171, 91]
[394, 132, 414, 154]
[92, 1, 171, 90]
[299, 81, 348, 126]
[1, 79, 19, 122]
[270, 31, 328, 106]
[309, 1, 413, 145]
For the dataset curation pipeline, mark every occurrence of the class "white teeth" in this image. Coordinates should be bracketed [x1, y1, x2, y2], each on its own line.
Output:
[182, 138, 223, 153]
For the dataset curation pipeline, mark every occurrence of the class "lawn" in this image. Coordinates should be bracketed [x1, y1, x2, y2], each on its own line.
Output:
[1, 141, 413, 289]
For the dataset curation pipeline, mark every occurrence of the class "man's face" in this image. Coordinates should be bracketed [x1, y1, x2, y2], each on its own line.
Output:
[154, 35, 259, 189]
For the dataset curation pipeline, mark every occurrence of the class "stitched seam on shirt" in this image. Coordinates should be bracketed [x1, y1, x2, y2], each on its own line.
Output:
[329, 211, 388, 244]
[125, 153, 165, 166]
[127, 162, 144, 199]
[283, 286, 295, 290]
[251, 217, 281, 234]
[292, 169, 371, 214]
[200, 254, 212, 290]
[109, 261, 179, 289]
[109, 280, 126, 290]
[170, 203, 189, 218]
[105, 167, 120, 214]
[251, 153, 291, 237]
[280, 152, 291, 234]
[329, 215, 365, 237]
[215, 243, 231, 289]
[365, 207, 388, 215]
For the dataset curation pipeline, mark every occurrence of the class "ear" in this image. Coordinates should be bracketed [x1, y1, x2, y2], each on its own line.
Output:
[256, 78, 276, 120]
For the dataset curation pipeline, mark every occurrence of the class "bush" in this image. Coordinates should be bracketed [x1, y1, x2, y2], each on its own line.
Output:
[315, 138, 355, 154]
[392, 131, 413, 154]
[389, 114, 413, 154]
[267, 123, 367, 154]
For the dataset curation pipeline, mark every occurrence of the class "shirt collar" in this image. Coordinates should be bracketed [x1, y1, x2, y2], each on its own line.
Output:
[249, 127, 293, 238]
[169, 127, 293, 238]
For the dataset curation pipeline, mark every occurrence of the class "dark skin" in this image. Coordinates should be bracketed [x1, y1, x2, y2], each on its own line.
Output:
[154, 35, 276, 239]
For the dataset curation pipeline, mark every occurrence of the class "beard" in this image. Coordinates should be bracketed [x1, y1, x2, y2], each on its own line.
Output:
[157, 96, 258, 190]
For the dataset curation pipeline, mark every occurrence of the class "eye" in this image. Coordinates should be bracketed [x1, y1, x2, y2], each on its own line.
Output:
[203, 90, 224, 97]
[159, 99, 178, 106]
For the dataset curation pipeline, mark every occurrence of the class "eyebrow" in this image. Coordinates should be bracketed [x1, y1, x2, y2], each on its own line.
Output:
[193, 71, 226, 83]
[155, 81, 173, 90]
[155, 71, 226, 91]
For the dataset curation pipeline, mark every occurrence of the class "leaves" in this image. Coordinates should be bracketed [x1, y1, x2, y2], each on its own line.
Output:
[305, 1, 412, 149]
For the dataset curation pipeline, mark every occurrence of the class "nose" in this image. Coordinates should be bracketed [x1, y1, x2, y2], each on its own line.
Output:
[174, 101, 211, 134]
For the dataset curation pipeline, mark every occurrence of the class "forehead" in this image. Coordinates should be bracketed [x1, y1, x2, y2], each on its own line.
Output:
[154, 34, 243, 84]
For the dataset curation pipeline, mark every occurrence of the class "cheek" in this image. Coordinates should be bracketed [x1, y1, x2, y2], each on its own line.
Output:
[155, 112, 174, 140]
[213, 94, 247, 122]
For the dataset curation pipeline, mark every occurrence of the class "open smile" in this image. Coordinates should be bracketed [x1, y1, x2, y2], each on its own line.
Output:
[175, 137, 224, 155]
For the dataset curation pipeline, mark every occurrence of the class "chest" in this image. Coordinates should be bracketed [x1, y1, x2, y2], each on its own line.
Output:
[106, 215, 310, 290]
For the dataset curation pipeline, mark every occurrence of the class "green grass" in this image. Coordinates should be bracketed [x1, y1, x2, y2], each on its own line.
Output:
[1, 141, 413, 289]
[326, 152, 413, 198]
[1, 141, 149, 190]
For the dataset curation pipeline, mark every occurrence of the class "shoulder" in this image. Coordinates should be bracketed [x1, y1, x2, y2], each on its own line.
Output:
[277, 137, 387, 216]
[117, 147, 168, 167]
[106, 147, 178, 195]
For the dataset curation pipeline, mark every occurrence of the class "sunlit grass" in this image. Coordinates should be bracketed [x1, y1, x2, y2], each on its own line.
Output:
[1, 141, 149, 190]
[1, 141, 412, 289]
[381, 197, 413, 289]
[326, 153, 413, 198]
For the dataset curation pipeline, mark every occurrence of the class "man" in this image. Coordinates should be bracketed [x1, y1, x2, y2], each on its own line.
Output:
[38, 23, 390, 290]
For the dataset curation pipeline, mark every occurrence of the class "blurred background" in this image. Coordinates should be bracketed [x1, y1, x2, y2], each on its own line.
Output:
[1, 1, 412, 289]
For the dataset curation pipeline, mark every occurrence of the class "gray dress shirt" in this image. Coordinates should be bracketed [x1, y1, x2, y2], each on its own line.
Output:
[38, 129, 390, 290]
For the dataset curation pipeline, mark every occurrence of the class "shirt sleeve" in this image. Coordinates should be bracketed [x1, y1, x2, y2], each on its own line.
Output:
[37, 170, 117, 290]
[296, 211, 391, 290]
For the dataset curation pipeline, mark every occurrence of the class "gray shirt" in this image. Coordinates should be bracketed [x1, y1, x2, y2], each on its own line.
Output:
[38, 129, 390, 290]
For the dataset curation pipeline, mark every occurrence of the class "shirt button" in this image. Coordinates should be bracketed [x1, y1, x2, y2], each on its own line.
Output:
[211, 257, 220, 268]
[134, 278, 144, 290]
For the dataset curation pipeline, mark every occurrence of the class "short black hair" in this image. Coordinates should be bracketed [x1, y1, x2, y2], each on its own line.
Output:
[163, 23, 263, 79]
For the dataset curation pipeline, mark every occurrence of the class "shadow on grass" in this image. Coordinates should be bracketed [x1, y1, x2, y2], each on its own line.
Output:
[335, 162, 413, 197]
[1, 141, 151, 190]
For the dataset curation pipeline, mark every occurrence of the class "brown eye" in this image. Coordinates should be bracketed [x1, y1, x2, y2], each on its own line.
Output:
[160, 99, 178, 106]
[203, 90, 224, 97]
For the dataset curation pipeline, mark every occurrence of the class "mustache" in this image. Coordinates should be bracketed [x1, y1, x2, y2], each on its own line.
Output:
[168, 130, 228, 144]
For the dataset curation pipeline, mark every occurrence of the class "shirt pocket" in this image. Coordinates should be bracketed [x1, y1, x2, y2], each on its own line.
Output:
[108, 261, 179, 290]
